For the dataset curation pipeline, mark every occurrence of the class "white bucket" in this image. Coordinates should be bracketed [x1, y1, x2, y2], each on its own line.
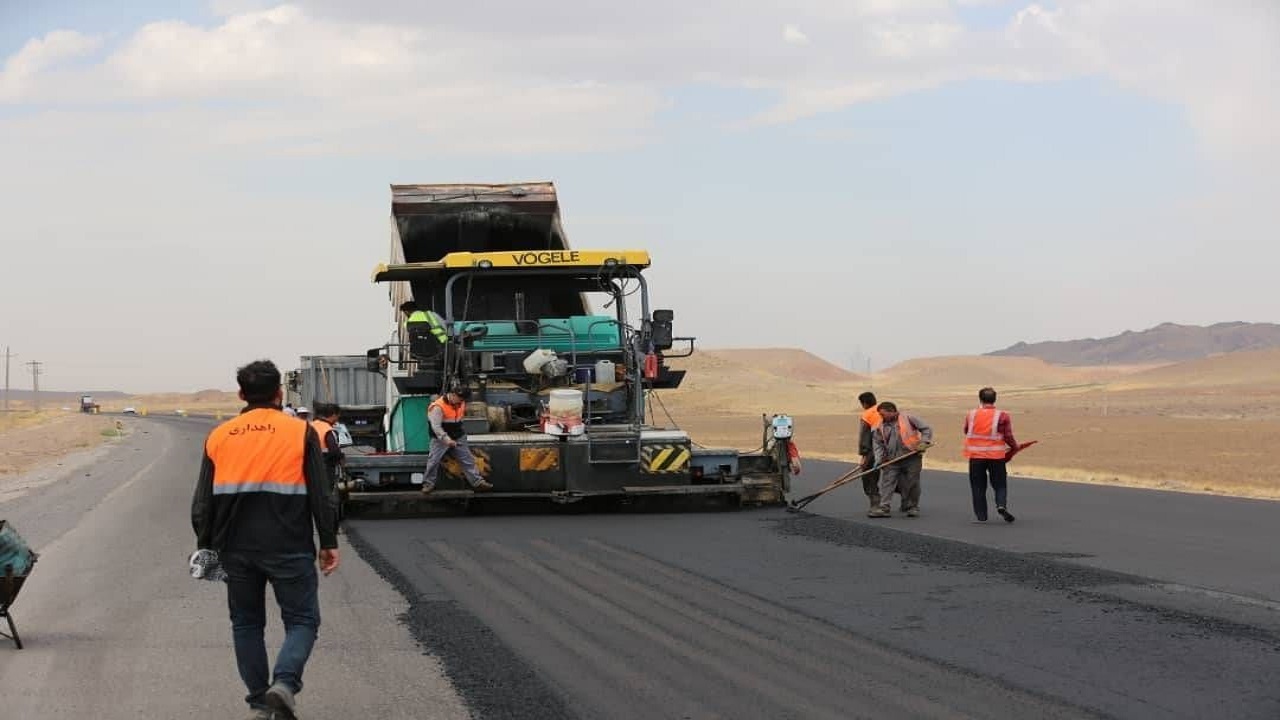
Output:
[548, 388, 584, 420]
[594, 359, 616, 383]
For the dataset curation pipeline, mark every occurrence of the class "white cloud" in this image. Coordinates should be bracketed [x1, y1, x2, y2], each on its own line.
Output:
[1, 1, 1275, 164]
[0, 29, 101, 100]
[783, 24, 810, 45]
[1006, 1, 1279, 165]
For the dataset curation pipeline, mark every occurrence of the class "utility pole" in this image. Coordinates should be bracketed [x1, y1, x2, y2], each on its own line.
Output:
[3, 346, 12, 412]
[26, 360, 42, 410]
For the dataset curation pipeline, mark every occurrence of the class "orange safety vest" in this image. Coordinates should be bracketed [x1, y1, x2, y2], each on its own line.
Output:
[206, 408, 308, 496]
[861, 405, 882, 430]
[963, 406, 1009, 459]
[879, 414, 921, 451]
[310, 419, 333, 451]
[430, 397, 466, 439]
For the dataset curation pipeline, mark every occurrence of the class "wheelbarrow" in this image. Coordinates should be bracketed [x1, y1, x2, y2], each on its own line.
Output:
[0, 520, 37, 650]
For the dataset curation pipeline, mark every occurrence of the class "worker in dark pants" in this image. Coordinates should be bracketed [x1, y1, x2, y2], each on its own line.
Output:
[964, 386, 1018, 523]
[869, 402, 932, 518]
[191, 360, 340, 720]
[856, 391, 884, 511]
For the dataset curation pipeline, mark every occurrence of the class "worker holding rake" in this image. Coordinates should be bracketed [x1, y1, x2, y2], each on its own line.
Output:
[869, 402, 933, 518]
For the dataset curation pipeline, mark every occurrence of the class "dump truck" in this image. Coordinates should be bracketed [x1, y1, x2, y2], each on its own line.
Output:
[340, 182, 794, 517]
[285, 355, 387, 450]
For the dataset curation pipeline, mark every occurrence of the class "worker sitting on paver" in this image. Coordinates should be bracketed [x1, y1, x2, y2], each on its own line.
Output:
[869, 402, 933, 518]
[402, 300, 449, 359]
[421, 384, 493, 494]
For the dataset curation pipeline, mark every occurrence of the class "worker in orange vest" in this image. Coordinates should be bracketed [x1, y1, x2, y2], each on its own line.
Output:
[309, 403, 344, 490]
[421, 384, 493, 494]
[964, 387, 1019, 523]
[191, 359, 339, 720]
[869, 401, 933, 518]
[856, 391, 885, 511]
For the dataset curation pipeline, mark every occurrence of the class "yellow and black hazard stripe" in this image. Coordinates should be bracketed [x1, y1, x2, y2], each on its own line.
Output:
[441, 448, 492, 479]
[641, 443, 691, 474]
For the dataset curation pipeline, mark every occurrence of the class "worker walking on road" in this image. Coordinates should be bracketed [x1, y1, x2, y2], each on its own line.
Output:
[964, 387, 1018, 523]
[421, 384, 493, 494]
[869, 401, 933, 518]
[191, 360, 340, 720]
[310, 402, 345, 491]
[856, 391, 884, 511]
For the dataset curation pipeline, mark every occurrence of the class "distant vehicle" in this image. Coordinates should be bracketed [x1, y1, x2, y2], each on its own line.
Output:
[122, 407, 137, 415]
[174, 409, 187, 416]
[79, 395, 100, 413]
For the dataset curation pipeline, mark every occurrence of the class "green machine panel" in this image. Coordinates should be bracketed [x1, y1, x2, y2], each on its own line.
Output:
[456, 315, 621, 353]
[389, 395, 435, 453]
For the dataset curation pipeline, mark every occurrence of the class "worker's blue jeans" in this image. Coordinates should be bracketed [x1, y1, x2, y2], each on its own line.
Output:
[221, 551, 320, 710]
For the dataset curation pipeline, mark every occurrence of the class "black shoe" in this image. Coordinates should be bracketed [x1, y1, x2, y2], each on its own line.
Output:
[264, 683, 297, 720]
[997, 506, 1015, 523]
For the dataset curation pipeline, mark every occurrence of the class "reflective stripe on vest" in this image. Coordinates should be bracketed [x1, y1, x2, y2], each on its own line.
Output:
[963, 407, 1008, 459]
[311, 419, 333, 451]
[206, 408, 308, 496]
[408, 310, 448, 344]
[861, 405, 882, 430]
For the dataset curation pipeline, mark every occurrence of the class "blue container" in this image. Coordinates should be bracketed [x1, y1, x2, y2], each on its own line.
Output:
[0, 520, 34, 576]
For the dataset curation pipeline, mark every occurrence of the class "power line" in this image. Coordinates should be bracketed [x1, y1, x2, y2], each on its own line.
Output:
[25, 361, 42, 410]
[3, 346, 12, 412]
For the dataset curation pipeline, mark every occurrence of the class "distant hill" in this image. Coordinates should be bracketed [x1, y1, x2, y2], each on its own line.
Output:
[662, 348, 865, 415]
[1115, 348, 1280, 389]
[676, 348, 864, 384]
[987, 322, 1280, 365]
[876, 355, 1146, 391]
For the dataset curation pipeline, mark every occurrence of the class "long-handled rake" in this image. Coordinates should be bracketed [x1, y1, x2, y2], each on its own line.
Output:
[786, 450, 921, 512]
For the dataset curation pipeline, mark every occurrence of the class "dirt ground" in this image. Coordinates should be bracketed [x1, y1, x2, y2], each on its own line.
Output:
[0, 412, 122, 478]
[661, 350, 1280, 500]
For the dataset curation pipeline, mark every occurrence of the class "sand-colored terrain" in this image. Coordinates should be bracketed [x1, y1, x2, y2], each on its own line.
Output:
[7, 346, 1275, 499]
[0, 411, 123, 478]
[663, 348, 1280, 499]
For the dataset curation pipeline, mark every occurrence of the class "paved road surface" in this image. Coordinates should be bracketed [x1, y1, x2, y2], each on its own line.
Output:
[6, 417, 1280, 719]
[0, 417, 469, 720]
[793, 458, 1280, 609]
[351, 463, 1280, 719]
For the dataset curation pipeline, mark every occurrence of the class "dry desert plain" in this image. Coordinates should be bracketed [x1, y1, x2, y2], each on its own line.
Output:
[661, 348, 1280, 500]
[3, 347, 1278, 499]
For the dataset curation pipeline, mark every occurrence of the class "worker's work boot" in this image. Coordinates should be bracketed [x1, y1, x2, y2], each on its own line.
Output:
[246, 709, 274, 720]
[264, 683, 298, 720]
[905, 507, 919, 518]
[867, 506, 890, 518]
[420, 482, 435, 495]
[472, 480, 494, 492]
[997, 506, 1015, 523]
[868, 494, 881, 511]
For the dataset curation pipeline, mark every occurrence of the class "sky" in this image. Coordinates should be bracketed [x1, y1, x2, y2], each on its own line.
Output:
[0, 0, 1277, 393]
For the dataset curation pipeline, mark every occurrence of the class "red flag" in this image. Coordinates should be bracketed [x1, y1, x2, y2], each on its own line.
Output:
[1005, 440, 1038, 462]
